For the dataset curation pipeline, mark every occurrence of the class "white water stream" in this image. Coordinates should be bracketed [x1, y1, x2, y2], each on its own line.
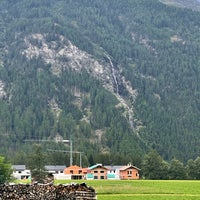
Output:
[104, 52, 119, 94]
[104, 52, 136, 130]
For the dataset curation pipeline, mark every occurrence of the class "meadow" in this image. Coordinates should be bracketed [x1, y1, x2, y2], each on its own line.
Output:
[54, 179, 200, 200]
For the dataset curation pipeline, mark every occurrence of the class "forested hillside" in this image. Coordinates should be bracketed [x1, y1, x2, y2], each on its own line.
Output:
[0, 0, 200, 166]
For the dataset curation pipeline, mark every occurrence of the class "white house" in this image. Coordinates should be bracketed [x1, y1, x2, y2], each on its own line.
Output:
[12, 165, 31, 180]
[45, 165, 70, 180]
[105, 166, 121, 180]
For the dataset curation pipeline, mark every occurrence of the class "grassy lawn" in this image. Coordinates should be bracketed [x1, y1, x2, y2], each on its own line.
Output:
[54, 179, 200, 200]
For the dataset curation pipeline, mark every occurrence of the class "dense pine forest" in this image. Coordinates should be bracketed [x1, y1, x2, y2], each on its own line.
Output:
[0, 0, 200, 167]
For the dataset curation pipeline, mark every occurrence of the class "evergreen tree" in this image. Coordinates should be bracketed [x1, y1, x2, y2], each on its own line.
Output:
[142, 150, 169, 180]
[0, 156, 12, 184]
[169, 159, 187, 180]
[187, 157, 200, 180]
[27, 145, 47, 183]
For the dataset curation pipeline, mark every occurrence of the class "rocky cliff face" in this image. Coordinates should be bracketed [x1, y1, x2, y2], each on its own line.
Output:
[0, 80, 6, 99]
[21, 33, 140, 131]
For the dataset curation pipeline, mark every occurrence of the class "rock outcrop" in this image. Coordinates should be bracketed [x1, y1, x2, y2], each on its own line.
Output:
[22, 33, 140, 131]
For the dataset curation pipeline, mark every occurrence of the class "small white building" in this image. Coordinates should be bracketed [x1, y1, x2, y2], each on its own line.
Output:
[45, 165, 70, 180]
[12, 165, 31, 180]
[45, 165, 65, 174]
[105, 166, 122, 180]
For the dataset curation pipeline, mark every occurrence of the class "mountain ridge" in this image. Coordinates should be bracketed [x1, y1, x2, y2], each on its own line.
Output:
[0, 0, 200, 165]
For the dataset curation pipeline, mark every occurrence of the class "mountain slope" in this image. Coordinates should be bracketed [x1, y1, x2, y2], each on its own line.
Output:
[0, 0, 200, 164]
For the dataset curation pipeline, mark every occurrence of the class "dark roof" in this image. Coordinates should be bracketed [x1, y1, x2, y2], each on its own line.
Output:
[45, 165, 66, 171]
[12, 165, 66, 171]
[12, 165, 26, 171]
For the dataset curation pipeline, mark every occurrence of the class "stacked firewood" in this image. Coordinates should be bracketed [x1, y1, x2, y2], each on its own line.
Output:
[0, 183, 96, 200]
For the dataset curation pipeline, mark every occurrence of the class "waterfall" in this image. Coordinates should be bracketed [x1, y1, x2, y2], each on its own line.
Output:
[102, 50, 139, 132]
[104, 53, 119, 94]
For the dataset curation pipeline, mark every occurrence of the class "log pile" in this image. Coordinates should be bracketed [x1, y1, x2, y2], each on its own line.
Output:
[0, 183, 96, 200]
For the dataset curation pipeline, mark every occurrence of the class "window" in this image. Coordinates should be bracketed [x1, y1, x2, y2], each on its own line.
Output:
[94, 171, 98, 173]
[70, 170, 73, 174]
[94, 176, 98, 179]
[100, 171, 104, 173]
[79, 170, 82, 174]
[127, 171, 132, 175]
[100, 176, 105, 179]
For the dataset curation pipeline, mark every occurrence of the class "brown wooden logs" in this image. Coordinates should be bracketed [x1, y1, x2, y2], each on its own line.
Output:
[0, 183, 96, 200]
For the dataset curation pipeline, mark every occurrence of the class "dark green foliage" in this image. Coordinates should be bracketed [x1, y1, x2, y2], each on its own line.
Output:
[0, 156, 12, 184]
[142, 150, 188, 180]
[142, 150, 169, 180]
[26, 145, 47, 183]
[187, 157, 200, 180]
[168, 159, 187, 180]
[0, 0, 200, 166]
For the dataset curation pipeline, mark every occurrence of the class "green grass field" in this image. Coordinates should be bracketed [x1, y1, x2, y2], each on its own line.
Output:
[54, 180, 200, 200]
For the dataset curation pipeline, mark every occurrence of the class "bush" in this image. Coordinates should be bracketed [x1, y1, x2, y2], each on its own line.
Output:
[0, 156, 12, 184]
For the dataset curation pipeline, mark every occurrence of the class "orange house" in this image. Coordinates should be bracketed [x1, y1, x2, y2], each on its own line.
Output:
[64, 165, 87, 180]
[119, 164, 140, 180]
[87, 164, 108, 180]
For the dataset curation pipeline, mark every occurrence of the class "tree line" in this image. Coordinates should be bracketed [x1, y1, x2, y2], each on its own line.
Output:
[2, 148, 200, 184]
[142, 149, 200, 180]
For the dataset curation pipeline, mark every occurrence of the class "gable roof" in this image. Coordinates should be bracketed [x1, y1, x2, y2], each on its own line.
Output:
[12, 165, 26, 171]
[45, 165, 66, 171]
[65, 165, 82, 170]
[89, 164, 108, 170]
[119, 165, 141, 171]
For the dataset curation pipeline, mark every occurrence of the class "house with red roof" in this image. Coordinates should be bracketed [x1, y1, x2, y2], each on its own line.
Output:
[119, 164, 140, 180]
[64, 165, 87, 180]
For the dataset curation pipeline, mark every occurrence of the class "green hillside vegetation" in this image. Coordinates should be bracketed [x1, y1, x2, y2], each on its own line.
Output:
[0, 0, 200, 167]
